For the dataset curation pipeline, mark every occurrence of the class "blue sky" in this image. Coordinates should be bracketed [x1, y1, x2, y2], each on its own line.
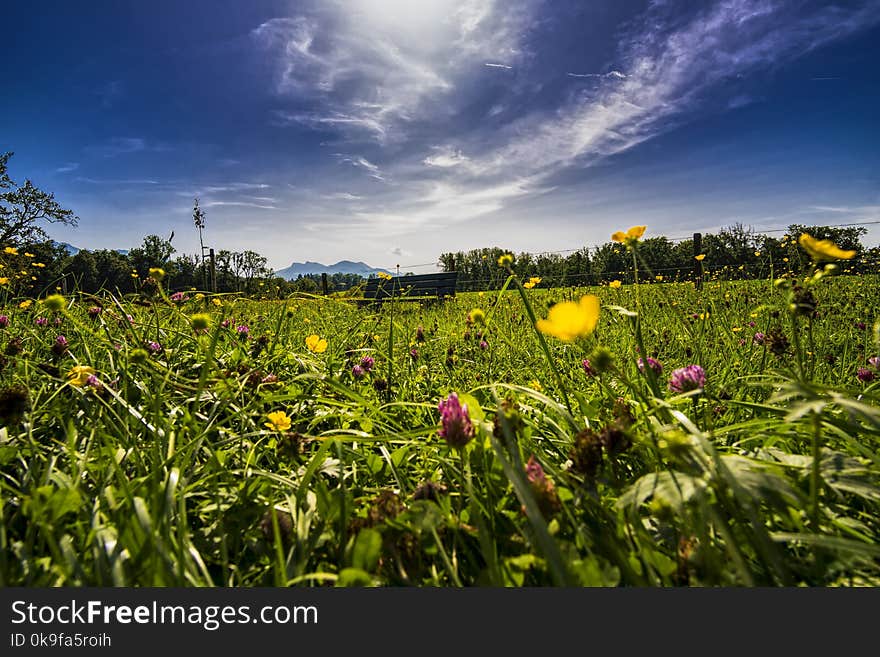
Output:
[3, 0, 879, 272]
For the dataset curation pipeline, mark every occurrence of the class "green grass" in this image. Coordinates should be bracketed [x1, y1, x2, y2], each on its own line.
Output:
[0, 271, 878, 586]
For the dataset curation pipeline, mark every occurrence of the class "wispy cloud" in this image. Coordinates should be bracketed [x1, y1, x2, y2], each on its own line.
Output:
[423, 146, 470, 168]
[464, 0, 880, 180]
[566, 70, 626, 79]
[56, 162, 79, 173]
[202, 200, 278, 210]
[75, 176, 159, 185]
[84, 137, 171, 158]
[322, 192, 363, 201]
[273, 109, 388, 142]
[253, 1, 535, 143]
[251, 0, 880, 246]
[337, 155, 386, 181]
[196, 182, 270, 194]
[806, 204, 880, 218]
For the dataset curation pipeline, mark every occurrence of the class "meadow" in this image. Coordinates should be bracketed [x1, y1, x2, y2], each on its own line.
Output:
[1, 255, 878, 587]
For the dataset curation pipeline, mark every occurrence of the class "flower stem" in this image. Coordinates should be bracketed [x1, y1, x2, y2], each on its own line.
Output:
[510, 275, 574, 417]
[810, 411, 822, 533]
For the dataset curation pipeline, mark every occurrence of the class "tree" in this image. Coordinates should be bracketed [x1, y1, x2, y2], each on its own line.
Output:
[591, 243, 630, 283]
[91, 249, 133, 293]
[193, 198, 207, 288]
[64, 250, 100, 292]
[129, 234, 176, 275]
[0, 152, 78, 245]
[239, 250, 270, 293]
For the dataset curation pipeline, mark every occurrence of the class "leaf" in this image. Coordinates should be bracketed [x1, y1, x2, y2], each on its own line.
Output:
[335, 567, 373, 587]
[350, 528, 382, 573]
[720, 455, 803, 507]
[618, 471, 706, 515]
[770, 533, 880, 559]
[401, 500, 443, 532]
[457, 393, 485, 421]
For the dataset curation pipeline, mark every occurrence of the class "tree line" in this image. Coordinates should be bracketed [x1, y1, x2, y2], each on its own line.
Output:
[0, 152, 355, 298]
[3, 151, 878, 298]
[440, 223, 879, 290]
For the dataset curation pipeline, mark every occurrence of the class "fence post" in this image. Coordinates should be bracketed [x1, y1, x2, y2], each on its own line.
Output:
[693, 232, 703, 290]
[321, 272, 329, 295]
[209, 248, 217, 293]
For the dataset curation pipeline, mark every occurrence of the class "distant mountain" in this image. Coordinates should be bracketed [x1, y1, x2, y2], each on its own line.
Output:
[274, 260, 392, 280]
[53, 241, 128, 256]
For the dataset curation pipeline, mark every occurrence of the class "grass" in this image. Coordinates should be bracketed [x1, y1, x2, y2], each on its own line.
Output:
[0, 269, 878, 586]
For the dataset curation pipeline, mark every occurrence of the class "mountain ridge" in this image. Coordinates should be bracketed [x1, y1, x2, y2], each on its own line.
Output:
[274, 260, 392, 280]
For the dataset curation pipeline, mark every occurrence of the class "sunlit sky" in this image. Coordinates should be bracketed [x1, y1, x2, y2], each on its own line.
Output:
[3, 0, 880, 272]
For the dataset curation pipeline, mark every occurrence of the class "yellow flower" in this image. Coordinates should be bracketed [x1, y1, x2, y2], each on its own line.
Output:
[523, 276, 541, 289]
[148, 267, 165, 281]
[42, 294, 66, 312]
[655, 275, 663, 281]
[306, 334, 328, 353]
[264, 410, 292, 432]
[195, 293, 205, 300]
[4, 247, 18, 255]
[190, 313, 211, 331]
[0, 277, 7, 285]
[695, 254, 706, 261]
[497, 253, 514, 267]
[469, 308, 486, 325]
[536, 295, 600, 342]
[611, 225, 646, 245]
[609, 280, 622, 289]
[212, 298, 222, 307]
[34, 262, 45, 268]
[754, 251, 761, 257]
[377, 271, 392, 280]
[782, 257, 789, 263]
[19, 300, 32, 309]
[67, 365, 96, 387]
[798, 233, 856, 262]
[23, 252, 34, 258]
[529, 380, 544, 392]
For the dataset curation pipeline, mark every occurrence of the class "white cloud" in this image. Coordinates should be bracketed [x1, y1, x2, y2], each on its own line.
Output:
[202, 200, 278, 210]
[566, 70, 627, 79]
[322, 192, 363, 201]
[249, 0, 880, 262]
[56, 162, 79, 173]
[253, 1, 535, 142]
[466, 1, 880, 180]
[273, 110, 388, 141]
[423, 146, 470, 168]
[337, 155, 386, 181]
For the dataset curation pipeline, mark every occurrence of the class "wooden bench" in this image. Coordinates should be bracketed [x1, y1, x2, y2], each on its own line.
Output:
[361, 272, 459, 305]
